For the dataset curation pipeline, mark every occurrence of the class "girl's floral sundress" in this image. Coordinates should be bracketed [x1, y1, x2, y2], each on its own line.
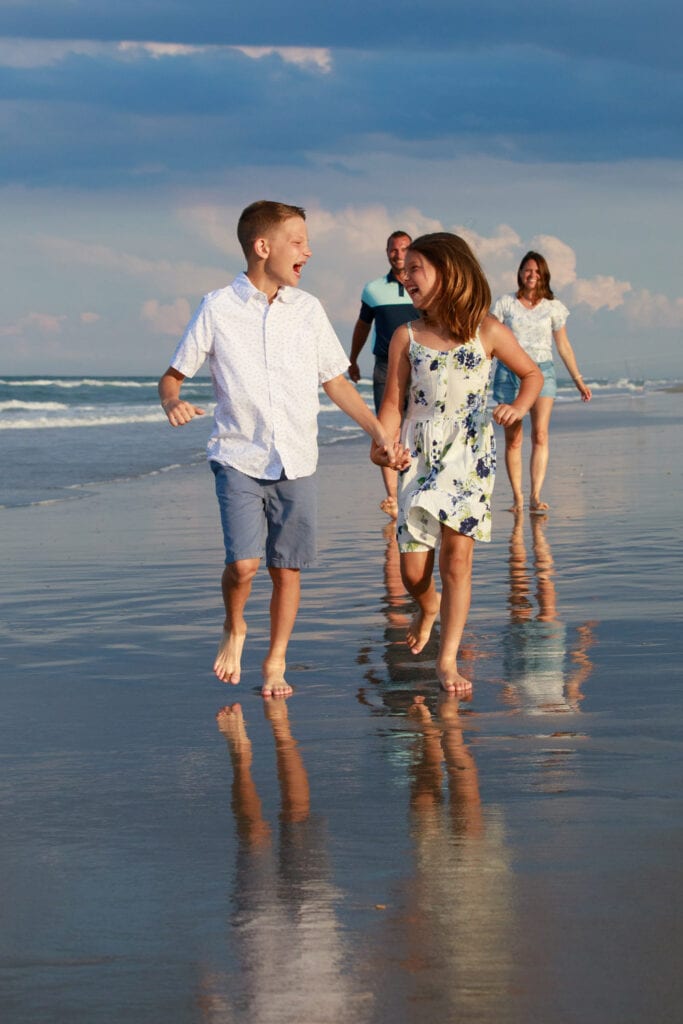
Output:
[398, 322, 496, 551]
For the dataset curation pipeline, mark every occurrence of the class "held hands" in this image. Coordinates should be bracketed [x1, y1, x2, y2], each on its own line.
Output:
[370, 438, 411, 471]
[162, 398, 206, 427]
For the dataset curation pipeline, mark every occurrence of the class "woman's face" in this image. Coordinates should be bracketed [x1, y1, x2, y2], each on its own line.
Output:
[520, 259, 541, 293]
[404, 250, 439, 310]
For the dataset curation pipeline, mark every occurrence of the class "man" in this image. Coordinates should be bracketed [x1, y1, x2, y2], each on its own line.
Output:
[158, 201, 406, 698]
[348, 231, 414, 517]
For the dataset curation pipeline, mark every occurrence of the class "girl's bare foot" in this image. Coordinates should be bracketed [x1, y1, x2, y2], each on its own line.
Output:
[214, 627, 247, 684]
[406, 602, 440, 654]
[437, 663, 473, 698]
[261, 656, 293, 698]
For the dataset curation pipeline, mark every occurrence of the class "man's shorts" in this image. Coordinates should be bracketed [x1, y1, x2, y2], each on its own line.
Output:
[492, 359, 557, 404]
[372, 358, 388, 414]
[210, 462, 317, 568]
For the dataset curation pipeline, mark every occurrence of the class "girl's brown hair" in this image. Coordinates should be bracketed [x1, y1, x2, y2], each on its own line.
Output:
[516, 250, 554, 300]
[408, 232, 491, 341]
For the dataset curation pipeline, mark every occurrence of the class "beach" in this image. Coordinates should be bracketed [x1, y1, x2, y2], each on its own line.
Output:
[2, 389, 682, 1023]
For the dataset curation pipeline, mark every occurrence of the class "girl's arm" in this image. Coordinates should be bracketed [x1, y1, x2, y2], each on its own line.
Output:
[371, 324, 412, 466]
[553, 327, 592, 402]
[480, 315, 543, 426]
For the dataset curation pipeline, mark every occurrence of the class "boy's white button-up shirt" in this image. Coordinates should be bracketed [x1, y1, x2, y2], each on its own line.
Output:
[170, 272, 349, 480]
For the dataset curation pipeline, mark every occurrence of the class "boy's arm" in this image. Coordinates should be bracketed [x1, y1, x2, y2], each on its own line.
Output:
[158, 366, 206, 427]
[322, 374, 408, 469]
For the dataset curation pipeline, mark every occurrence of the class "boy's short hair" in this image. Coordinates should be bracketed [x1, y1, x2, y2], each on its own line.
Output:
[237, 200, 307, 258]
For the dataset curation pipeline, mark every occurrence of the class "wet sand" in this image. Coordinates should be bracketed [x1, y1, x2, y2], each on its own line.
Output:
[2, 391, 682, 1023]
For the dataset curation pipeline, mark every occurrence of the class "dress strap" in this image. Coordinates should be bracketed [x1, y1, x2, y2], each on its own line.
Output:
[407, 321, 415, 343]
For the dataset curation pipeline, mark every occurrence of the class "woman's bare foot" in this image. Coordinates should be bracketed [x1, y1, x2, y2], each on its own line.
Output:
[437, 662, 473, 698]
[214, 627, 247, 683]
[529, 499, 550, 514]
[406, 600, 440, 654]
[261, 656, 293, 698]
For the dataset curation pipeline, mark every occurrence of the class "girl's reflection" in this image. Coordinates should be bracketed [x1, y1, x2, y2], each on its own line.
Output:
[502, 512, 597, 713]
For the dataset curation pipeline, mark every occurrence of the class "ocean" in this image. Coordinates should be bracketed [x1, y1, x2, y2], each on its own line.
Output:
[0, 373, 675, 509]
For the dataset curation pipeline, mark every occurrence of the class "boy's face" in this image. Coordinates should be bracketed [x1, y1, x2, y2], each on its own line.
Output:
[262, 216, 312, 289]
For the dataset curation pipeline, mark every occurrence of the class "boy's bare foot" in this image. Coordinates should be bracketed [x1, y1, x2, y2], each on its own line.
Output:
[214, 627, 246, 684]
[380, 496, 398, 519]
[262, 656, 293, 699]
[406, 601, 440, 654]
[437, 663, 473, 698]
[216, 703, 250, 750]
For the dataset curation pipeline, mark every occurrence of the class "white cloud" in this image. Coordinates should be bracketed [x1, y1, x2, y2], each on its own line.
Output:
[571, 276, 631, 311]
[141, 298, 192, 335]
[233, 47, 333, 73]
[529, 234, 577, 289]
[37, 236, 226, 295]
[0, 311, 66, 336]
[623, 289, 683, 328]
[80, 311, 101, 324]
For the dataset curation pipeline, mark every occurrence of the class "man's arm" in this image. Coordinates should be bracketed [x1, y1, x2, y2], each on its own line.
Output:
[158, 366, 206, 427]
[348, 318, 372, 382]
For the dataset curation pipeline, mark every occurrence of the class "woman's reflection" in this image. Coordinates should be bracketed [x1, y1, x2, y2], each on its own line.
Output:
[501, 512, 597, 713]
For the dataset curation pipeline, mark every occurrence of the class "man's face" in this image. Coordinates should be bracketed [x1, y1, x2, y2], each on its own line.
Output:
[386, 235, 411, 277]
[263, 216, 312, 288]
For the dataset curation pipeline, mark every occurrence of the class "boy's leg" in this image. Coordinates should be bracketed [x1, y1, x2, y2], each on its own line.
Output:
[400, 548, 440, 654]
[261, 474, 317, 697]
[436, 529, 474, 696]
[214, 558, 260, 684]
[262, 567, 301, 698]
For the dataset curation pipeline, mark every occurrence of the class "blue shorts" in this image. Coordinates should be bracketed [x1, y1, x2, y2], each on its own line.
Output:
[372, 359, 388, 414]
[492, 359, 556, 403]
[210, 463, 317, 568]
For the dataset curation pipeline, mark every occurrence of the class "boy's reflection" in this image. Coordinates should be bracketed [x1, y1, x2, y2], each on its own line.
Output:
[199, 701, 353, 1023]
[502, 512, 597, 713]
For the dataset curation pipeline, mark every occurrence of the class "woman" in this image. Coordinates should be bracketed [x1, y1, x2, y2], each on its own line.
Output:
[491, 251, 592, 513]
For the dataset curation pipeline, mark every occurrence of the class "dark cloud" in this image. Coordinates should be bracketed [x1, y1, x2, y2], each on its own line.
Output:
[0, 43, 680, 188]
[0, 1, 680, 69]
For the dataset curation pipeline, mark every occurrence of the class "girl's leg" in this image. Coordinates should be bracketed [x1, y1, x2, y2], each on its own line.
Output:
[529, 396, 554, 511]
[503, 421, 525, 511]
[436, 529, 474, 696]
[400, 548, 440, 654]
[262, 567, 301, 698]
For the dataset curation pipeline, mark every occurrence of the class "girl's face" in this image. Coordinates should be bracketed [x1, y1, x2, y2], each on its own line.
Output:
[404, 250, 439, 310]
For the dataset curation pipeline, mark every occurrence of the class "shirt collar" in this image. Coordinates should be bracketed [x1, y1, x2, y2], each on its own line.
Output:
[233, 271, 298, 305]
[386, 269, 406, 296]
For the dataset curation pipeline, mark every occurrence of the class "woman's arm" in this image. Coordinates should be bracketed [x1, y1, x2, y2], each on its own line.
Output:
[553, 327, 592, 402]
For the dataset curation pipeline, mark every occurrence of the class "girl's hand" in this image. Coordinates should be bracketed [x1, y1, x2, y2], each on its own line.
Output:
[492, 403, 524, 426]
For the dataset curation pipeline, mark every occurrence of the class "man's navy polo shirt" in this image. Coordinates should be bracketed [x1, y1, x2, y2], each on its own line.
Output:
[358, 271, 415, 362]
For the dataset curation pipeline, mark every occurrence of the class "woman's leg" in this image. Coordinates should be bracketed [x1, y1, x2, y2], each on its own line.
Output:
[529, 396, 554, 511]
[504, 420, 525, 511]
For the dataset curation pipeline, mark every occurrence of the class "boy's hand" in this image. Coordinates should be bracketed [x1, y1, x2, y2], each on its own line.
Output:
[162, 398, 206, 426]
[371, 440, 410, 470]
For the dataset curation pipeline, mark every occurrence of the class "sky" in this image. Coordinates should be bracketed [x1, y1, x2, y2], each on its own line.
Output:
[1, 0, 682, 380]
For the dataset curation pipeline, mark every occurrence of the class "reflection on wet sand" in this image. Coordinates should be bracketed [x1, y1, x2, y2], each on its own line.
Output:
[501, 512, 597, 714]
[360, 695, 515, 1020]
[199, 702, 357, 1023]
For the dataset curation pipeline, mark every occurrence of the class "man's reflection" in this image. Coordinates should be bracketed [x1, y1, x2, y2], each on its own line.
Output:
[501, 512, 597, 713]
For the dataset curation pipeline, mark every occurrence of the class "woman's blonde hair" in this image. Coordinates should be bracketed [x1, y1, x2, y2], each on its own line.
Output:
[408, 232, 491, 340]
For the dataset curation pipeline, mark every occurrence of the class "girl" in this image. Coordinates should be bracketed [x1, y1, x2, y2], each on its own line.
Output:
[372, 233, 542, 696]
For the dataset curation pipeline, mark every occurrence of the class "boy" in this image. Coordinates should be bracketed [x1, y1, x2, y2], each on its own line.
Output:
[159, 200, 405, 698]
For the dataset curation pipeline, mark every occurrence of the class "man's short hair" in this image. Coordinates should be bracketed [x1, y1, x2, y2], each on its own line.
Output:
[237, 201, 307, 258]
[386, 230, 412, 247]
